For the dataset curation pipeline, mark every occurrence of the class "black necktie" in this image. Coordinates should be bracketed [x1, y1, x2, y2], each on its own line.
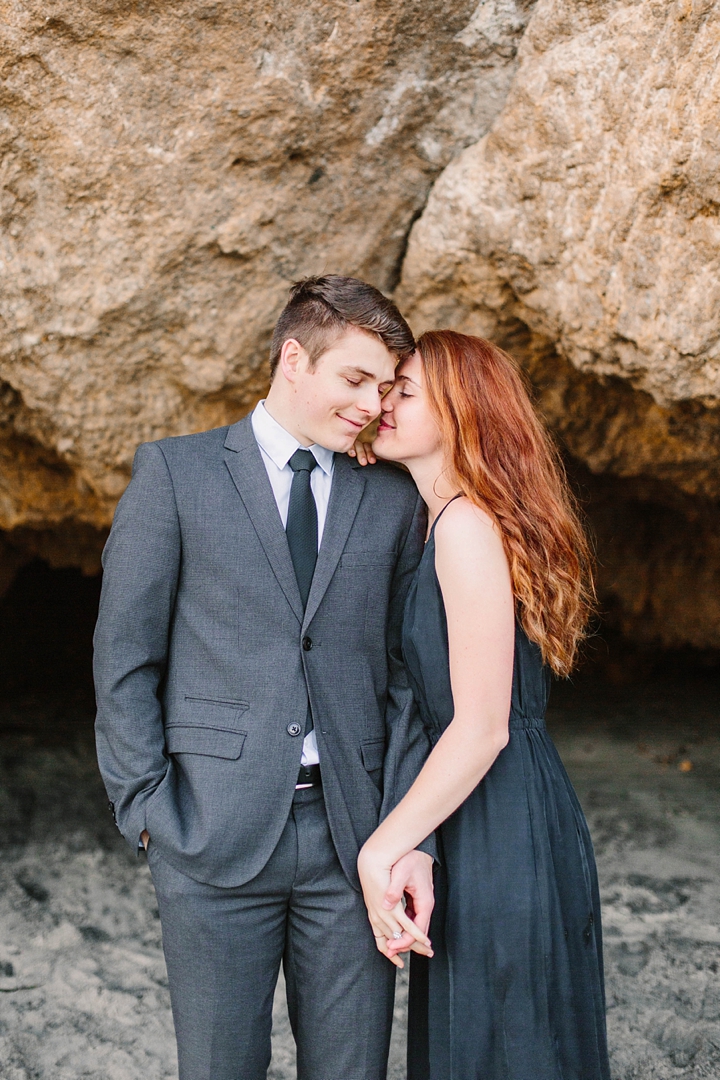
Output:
[287, 449, 318, 738]
[286, 449, 319, 609]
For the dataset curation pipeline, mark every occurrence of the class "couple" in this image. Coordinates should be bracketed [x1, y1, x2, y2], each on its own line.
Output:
[94, 276, 610, 1080]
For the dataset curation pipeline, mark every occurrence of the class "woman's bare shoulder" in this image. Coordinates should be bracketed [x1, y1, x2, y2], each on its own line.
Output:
[434, 496, 509, 583]
[434, 496, 499, 546]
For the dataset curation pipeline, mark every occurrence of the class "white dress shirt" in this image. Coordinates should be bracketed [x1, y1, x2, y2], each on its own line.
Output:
[251, 400, 335, 767]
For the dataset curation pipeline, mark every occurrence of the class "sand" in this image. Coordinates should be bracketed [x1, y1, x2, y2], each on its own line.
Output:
[0, 668, 718, 1079]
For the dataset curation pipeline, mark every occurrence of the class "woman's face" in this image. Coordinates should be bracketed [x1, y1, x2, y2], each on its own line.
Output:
[373, 351, 443, 464]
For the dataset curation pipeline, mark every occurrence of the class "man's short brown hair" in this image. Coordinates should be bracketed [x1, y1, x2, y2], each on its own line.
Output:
[269, 275, 415, 378]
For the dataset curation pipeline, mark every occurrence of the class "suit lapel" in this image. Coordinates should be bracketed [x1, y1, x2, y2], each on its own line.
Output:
[223, 417, 304, 624]
[303, 453, 366, 630]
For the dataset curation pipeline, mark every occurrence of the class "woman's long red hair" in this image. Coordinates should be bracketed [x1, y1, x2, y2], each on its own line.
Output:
[417, 330, 594, 676]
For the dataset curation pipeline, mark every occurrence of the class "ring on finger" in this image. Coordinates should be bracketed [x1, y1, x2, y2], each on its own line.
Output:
[392, 930, 403, 940]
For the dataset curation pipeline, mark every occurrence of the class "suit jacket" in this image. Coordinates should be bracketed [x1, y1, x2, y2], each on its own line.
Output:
[94, 415, 432, 888]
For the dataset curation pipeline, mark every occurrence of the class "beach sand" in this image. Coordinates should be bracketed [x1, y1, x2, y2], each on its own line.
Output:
[0, 668, 717, 1079]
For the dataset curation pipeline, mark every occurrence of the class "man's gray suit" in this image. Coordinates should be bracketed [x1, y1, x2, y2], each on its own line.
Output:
[94, 415, 430, 1079]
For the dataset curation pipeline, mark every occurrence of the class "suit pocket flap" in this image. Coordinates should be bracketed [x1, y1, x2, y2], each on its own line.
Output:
[166, 725, 247, 760]
[361, 738, 385, 772]
[179, 697, 249, 730]
[340, 551, 396, 568]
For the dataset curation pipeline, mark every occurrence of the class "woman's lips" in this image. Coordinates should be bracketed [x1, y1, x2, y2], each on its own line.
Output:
[377, 418, 395, 432]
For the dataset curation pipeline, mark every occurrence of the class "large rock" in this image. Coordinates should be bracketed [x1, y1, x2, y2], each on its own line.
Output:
[0, 0, 534, 577]
[1, 0, 719, 652]
[399, 0, 720, 494]
[398, 0, 720, 649]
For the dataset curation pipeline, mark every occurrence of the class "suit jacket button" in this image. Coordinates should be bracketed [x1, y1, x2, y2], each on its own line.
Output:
[287, 722, 302, 737]
[302, 636, 313, 651]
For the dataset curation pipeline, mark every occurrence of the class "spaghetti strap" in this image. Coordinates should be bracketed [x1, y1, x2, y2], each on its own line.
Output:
[429, 493, 464, 537]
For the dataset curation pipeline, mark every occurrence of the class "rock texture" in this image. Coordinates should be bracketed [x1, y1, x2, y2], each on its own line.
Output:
[1, 0, 719, 649]
[397, 0, 720, 649]
[399, 0, 720, 491]
[0, 0, 534, 576]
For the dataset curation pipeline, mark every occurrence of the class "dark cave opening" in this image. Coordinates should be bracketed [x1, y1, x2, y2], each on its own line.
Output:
[0, 549, 718, 750]
[0, 560, 101, 743]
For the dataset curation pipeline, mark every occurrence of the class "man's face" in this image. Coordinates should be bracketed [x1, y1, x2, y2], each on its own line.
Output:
[284, 328, 397, 451]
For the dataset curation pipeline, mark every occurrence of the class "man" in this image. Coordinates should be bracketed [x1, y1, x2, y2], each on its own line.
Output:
[94, 276, 434, 1080]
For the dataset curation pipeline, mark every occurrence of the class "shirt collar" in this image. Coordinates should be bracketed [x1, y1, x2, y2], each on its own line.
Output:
[251, 401, 335, 476]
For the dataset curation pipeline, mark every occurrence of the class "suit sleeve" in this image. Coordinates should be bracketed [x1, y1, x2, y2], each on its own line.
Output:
[380, 489, 438, 860]
[94, 442, 180, 852]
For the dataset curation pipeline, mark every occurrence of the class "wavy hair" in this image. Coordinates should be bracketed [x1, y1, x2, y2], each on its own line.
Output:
[417, 330, 594, 676]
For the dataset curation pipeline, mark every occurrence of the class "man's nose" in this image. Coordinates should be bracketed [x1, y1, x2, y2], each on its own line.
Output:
[358, 385, 383, 416]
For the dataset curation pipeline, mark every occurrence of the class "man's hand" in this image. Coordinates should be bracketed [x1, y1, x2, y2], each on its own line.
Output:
[383, 850, 435, 958]
[141, 830, 149, 851]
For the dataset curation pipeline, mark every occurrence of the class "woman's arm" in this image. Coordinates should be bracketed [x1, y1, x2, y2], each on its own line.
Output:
[357, 497, 515, 947]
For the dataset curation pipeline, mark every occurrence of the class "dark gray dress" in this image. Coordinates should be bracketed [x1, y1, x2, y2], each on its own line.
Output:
[405, 503, 610, 1080]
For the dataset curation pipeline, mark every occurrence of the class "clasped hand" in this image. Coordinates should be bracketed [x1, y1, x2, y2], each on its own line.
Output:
[357, 846, 434, 969]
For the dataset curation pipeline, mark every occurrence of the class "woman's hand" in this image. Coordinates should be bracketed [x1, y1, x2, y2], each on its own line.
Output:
[382, 849, 435, 958]
[357, 843, 433, 969]
[347, 438, 377, 466]
[347, 418, 378, 466]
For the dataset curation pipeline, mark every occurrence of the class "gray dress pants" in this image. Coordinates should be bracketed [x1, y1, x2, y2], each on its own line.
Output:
[147, 785, 396, 1080]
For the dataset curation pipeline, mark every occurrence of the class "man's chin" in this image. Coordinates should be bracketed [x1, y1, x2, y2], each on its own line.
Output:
[323, 433, 358, 453]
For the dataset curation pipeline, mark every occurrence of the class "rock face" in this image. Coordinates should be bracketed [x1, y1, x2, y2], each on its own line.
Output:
[397, 0, 720, 650]
[399, 0, 720, 491]
[0, 0, 534, 569]
[1, 0, 719, 651]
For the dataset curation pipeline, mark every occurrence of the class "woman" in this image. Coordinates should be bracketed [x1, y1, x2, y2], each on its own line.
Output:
[354, 331, 610, 1079]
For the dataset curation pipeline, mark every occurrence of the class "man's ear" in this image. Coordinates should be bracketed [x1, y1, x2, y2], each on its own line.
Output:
[279, 338, 307, 383]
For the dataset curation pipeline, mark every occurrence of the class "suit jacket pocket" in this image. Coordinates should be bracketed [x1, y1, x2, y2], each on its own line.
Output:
[361, 738, 386, 773]
[340, 552, 396, 568]
[179, 696, 249, 731]
[165, 724, 247, 760]
[184, 695, 249, 711]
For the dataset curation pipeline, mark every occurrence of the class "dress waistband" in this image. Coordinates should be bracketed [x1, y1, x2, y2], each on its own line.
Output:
[508, 715, 546, 730]
[426, 714, 546, 744]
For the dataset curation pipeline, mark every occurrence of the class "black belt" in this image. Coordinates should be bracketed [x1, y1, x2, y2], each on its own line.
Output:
[296, 763, 321, 789]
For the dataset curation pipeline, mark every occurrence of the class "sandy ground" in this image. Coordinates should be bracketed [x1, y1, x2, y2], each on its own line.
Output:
[0, 669, 718, 1079]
